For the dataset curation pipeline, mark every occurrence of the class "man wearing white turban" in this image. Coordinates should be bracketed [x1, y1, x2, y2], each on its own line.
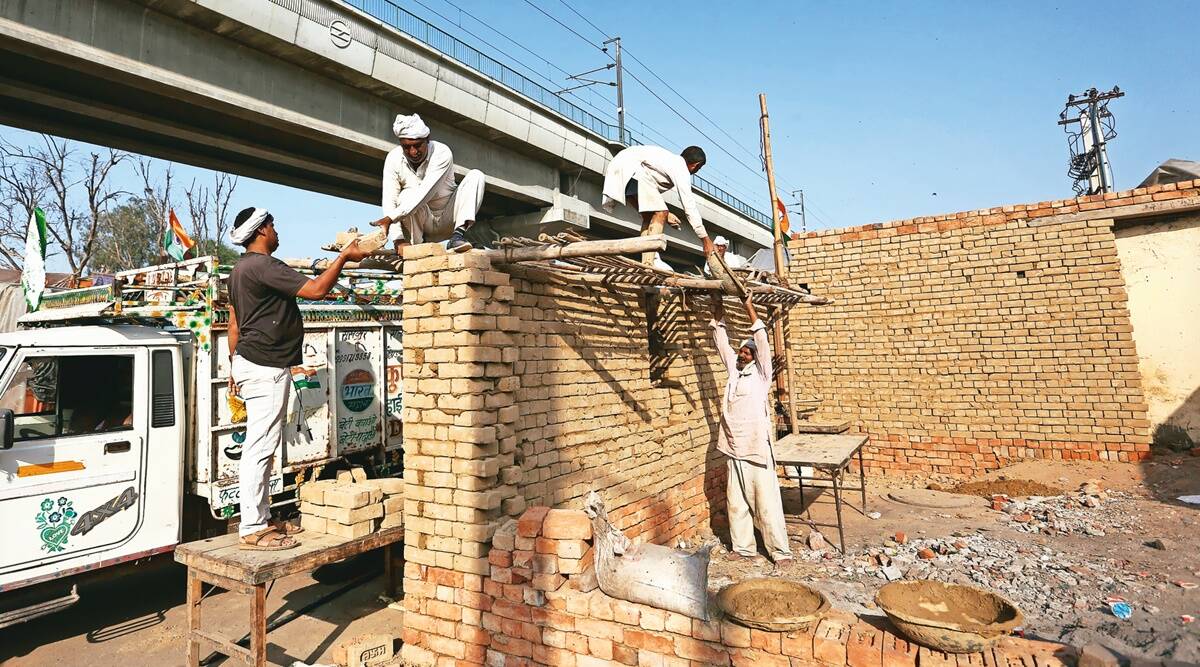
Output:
[372, 113, 485, 252]
[226, 207, 368, 550]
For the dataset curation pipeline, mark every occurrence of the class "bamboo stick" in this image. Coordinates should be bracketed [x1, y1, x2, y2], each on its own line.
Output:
[486, 235, 667, 263]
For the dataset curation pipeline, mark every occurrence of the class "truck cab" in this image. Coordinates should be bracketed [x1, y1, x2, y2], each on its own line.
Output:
[0, 326, 186, 600]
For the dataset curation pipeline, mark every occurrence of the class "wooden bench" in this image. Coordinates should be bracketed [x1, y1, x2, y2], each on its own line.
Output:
[175, 527, 403, 667]
[774, 432, 869, 552]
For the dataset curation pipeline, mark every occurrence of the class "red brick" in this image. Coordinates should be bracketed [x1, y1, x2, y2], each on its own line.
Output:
[489, 550, 513, 567]
[731, 648, 790, 667]
[919, 647, 957, 667]
[720, 621, 752, 648]
[517, 507, 550, 537]
[458, 624, 491, 645]
[533, 554, 559, 574]
[576, 617, 623, 642]
[532, 573, 565, 592]
[846, 624, 883, 667]
[674, 636, 730, 665]
[624, 628, 674, 654]
[751, 629, 783, 654]
[490, 633, 532, 658]
[541, 509, 592, 539]
[588, 636, 614, 660]
[813, 619, 849, 665]
[882, 631, 918, 667]
[556, 539, 590, 559]
[535, 537, 558, 554]
[532, 644, 577, 667]
[613, 643, 638, 665]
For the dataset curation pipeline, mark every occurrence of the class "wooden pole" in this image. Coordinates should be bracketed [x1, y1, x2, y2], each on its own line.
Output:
[759, 93, 801, 435]
[484, 235, 667, 263]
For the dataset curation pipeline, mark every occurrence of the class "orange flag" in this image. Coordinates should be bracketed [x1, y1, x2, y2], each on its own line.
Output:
[774, 197, 791, 236]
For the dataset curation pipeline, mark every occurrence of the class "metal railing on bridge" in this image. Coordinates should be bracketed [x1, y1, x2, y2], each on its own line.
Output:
[343, 0, 772, 229]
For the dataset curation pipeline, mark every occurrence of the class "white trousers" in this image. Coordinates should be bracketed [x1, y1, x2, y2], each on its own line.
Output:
[232, 355, 291, 536]
[726, 456, 793, 560]
[387, 169, 486, 245]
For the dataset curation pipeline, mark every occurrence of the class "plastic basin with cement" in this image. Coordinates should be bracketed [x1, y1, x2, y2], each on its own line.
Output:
[716, 578, 830, 632]
[876, 580, 1023, 653]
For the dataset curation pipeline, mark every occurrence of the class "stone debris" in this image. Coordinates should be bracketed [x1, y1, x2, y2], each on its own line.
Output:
[990, 484, 1140, 537]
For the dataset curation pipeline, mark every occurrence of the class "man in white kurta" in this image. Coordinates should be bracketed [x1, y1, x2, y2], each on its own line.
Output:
[373, 113, 484, 252]
[601, 144, 712, 263]
[711, 294, 793, 567]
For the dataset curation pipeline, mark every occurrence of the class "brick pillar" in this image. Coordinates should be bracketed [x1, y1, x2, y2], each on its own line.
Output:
[400, 245, 523, 666]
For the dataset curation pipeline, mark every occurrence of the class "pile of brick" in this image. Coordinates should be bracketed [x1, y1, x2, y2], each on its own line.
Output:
[298, 470, 404, 539]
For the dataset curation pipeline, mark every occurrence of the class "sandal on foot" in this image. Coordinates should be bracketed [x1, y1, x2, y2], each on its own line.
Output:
[271, 520, 304, 536]
[239, 528, 299, 551]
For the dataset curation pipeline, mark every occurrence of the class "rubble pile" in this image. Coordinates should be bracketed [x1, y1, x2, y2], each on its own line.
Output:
[991, 481, 1141, 537]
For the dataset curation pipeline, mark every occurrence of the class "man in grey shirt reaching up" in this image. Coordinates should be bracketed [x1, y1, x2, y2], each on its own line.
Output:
[227, 206, 368, 550]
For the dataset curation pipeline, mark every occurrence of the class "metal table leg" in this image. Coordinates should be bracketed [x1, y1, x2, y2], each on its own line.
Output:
[831, 468, 846, 553]
[857, 447, 867, 514]
[385, 543, 397, 599]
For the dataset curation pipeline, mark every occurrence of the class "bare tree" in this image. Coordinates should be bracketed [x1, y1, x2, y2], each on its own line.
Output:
[0, 143, 49, 269]
[185, 172, 238, 246]
[0, 135, 127, 280]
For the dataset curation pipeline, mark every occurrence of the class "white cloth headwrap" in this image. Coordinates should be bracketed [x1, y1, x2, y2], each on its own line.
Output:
[230, 208, 270, 245]
[393, 113, 431, 140]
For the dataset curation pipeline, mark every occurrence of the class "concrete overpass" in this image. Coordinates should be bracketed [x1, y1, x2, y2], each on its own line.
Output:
[0, 0, 774, 264]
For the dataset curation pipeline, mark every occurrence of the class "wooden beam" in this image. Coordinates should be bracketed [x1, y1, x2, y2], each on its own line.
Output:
[485, 235, 667, 263]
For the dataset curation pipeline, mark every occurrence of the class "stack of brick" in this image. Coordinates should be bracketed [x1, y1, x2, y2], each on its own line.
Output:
[297, 473, 404, 538]
[398, 244, 523, 666]
[784, 183, 1192, 473]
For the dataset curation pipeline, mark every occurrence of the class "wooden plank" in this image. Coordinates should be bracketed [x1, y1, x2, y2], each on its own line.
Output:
[178, 527, 403, 585]
[775, 433, 868, 468]
[793, 420, 850, 434]
[186, 570, 202, 667]
[195, 568, 255, 595]
[192, 627, 252, 662]
[251, 584, 266, 667]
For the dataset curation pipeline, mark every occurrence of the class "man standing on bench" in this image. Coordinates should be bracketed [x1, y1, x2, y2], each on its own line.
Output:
[227, 207, 368, 550]
[711, 293, 794, 570]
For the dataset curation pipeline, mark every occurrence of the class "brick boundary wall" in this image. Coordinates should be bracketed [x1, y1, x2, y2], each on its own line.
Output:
[784, 181, 1200, 473]
[403, 507, 1080, 666]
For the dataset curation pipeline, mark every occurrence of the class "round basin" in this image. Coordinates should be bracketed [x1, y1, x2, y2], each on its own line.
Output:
[716, 578, 830, 632]
[876, 580, 1023, 654]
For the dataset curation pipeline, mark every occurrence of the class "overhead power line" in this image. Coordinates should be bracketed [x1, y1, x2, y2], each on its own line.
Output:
[520, 0, 604, 51]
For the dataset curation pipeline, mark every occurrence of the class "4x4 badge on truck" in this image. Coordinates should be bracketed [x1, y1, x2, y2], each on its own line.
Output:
[71, 487, 139, 537]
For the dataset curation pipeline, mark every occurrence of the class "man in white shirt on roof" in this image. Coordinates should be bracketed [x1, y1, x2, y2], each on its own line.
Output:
[601, 144, 711, 264]
[372, 113, 484, 253]
[703, 236, 745, 276]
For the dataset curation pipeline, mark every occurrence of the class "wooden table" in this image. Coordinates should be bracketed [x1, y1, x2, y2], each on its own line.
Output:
[774, 432, 869, 552]
[174, 527, 403, 667]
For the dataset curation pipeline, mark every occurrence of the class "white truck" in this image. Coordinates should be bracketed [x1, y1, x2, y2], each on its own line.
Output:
[0, 257, 404, 626]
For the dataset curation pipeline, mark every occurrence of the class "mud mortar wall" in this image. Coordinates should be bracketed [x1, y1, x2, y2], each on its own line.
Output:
[782, 184, 1200, 473]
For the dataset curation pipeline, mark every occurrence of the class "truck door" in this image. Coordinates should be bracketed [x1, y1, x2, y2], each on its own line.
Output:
[0, 349, 152, 589]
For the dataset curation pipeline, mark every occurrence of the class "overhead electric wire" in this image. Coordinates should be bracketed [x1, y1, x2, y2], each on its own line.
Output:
[527, 0, 828, 224]
[409, 0, 617, 123]
[520, 0, 605, 52]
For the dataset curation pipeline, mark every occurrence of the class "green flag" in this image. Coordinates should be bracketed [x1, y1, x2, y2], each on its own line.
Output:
[21, 207, 47, 311]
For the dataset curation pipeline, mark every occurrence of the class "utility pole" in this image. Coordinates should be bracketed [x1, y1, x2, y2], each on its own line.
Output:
[758, 93, 800, 434]
[791, 189, 807, 234]
[1058, 86, 1124, 195]
[603, 37, 625, 144]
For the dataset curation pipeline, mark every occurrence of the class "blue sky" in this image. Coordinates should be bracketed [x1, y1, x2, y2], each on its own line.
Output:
[3, 0, 1197, 268]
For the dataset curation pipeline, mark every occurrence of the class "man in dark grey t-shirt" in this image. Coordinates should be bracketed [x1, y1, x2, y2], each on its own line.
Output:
[227, 206, 368, 550]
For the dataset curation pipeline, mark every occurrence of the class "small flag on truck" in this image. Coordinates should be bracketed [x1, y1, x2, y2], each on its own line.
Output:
[22, 207, 47, 311]
[164, 209, 196, 262]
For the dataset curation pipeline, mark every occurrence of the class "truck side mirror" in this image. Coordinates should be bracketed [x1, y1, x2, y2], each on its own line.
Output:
[0, 409, 13, 450]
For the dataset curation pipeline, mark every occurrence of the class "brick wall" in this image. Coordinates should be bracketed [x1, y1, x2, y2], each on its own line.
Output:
[506, 272, 760, 542]
[399, 248, 770, 663]
[786, 181, 1200, 473]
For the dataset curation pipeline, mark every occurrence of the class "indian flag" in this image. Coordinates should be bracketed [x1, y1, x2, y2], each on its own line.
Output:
[164, 209, 195, 262]
[774, 197, 791, 236]
[21, 208, 47, 311]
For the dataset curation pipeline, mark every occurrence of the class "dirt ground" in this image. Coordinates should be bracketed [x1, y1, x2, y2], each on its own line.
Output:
[0, 551, 403, 666]
[708, 456, 1200, 662]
